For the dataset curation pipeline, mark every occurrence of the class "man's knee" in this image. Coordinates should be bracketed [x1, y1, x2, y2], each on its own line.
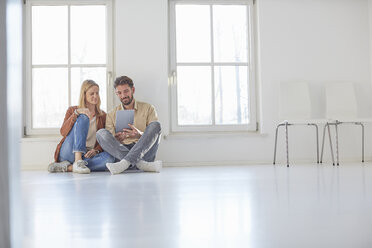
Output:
[148, 121, 161, 134]
[96, 128, 110, 142]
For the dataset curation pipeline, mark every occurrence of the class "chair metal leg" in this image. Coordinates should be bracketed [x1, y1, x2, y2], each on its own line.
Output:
[320, 124, 327, 163]
[334, 122, 339, 166]
[355, 122, 364, 163]
[327, 123, 335, 166]
[274, 122, 321, 166]
[309, 123, 319, 163]
[273, 124, 281, 165]
[316, 124, 319, 163]
[285, 122, 289, 167]
[276, 121, 363, 166]
[362, 123, 364, 163]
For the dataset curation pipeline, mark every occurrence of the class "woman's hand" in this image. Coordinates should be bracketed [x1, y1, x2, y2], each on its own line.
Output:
[76, 108, 93, 119]
[84, 149, 98, 158]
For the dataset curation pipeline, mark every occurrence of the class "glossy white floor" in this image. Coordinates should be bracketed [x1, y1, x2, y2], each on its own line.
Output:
[22, 163, 372, 248]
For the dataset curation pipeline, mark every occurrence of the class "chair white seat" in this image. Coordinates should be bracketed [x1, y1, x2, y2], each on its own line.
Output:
[279, 119, 329, 125]
[326, 118, 372, 123]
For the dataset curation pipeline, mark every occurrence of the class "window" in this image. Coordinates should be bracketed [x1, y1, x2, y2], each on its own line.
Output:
[169, 0, 257, 132]
[25, 0, 113, 135]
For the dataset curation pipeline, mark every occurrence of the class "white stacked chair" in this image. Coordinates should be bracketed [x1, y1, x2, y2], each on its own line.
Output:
[273, 82, 320, 167]
[320, 82, 364, 166]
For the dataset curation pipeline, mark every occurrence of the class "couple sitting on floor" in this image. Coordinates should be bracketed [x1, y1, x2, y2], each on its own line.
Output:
[48, 76, 162, 175]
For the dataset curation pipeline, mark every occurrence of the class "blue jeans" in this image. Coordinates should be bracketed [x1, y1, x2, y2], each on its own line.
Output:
[96, 121, 161, 167]
[58, 114, 115, 171]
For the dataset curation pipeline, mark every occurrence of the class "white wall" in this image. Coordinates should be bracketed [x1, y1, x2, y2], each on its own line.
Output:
[22, 0, 372, 169]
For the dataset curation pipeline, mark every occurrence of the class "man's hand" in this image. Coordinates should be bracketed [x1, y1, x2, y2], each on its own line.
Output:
[115, 132, 126, 143]
[122, 124, 143, 140]
[115, 124, 142, 143]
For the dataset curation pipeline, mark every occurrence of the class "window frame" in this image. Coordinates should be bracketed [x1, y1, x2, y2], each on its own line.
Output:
[169, 0, 257, 132]
[25, 0, 114, 135]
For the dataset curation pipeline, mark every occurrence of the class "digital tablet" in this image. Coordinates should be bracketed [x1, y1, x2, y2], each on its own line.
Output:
[115, 110, 134, 133]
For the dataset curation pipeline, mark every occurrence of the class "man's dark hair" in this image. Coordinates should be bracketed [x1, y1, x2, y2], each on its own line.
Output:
[114, 76, 134, 89]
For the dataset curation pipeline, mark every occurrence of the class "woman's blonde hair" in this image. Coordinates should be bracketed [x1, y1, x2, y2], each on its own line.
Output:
[78, 79, 103, 116]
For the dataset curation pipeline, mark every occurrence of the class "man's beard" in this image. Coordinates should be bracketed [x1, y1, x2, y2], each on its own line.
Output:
[121, 96, 133, 106]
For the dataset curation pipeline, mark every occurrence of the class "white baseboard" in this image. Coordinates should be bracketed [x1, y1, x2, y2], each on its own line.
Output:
[22, 164, 48, 171]
[162, 160, 270, 167]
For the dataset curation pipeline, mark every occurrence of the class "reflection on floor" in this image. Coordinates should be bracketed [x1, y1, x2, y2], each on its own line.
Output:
[22, 163, 372, 248]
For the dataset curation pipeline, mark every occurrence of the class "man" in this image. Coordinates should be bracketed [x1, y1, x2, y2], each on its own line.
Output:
[96, 76, 162, 175]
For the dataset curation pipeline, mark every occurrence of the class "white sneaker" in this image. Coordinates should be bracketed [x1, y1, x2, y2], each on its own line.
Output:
[72, 160, 90, 174]
[137, 160, 162, 173]
[106, 159, 131, 175]
[48, 161, 70, 173]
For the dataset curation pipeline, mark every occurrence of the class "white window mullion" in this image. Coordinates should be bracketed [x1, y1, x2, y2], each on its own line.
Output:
[25, 0, 33, 135]
[246, 2, 257, 130]
[67, 5, 71, 107]
[70, 64, 108, 67]
[177, 62, 248, 66]
[210, 4, 216, 126]
[31, 64, 107, 69]
[105, 0, 114, 111]
[169, 1, 180, 130]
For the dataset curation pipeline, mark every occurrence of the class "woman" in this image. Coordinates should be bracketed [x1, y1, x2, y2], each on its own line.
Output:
[48, 79, 115, 174]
